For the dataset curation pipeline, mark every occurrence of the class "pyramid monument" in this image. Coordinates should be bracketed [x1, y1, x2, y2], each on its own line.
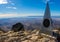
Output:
[41, 2, 53, 35]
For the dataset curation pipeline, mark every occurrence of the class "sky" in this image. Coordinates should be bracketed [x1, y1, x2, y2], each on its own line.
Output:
[0, 0, 60, 18]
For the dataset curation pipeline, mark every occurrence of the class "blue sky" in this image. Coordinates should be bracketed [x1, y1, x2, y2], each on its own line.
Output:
[0, 0, 60, 18]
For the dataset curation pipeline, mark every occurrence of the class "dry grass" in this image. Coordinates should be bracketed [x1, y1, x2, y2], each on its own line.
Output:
[0, 29, 56, 42]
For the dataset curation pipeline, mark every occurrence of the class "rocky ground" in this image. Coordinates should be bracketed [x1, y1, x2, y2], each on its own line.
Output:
[0, 29, 56, 42]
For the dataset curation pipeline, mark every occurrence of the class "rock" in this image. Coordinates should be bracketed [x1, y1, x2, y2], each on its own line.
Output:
[12, 23, 24, 32]
[0, 29, 56, 42]
[22, 40, 33, 42]
[30, 34, 38, 40]
[5, 37, 21, 42]
[0, 36, 9, 42]
[0, 31, 4, 35]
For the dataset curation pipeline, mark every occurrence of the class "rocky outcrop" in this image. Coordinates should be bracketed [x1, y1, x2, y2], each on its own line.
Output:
[0, 29, 56, 42]
[12, 23, 24, 32]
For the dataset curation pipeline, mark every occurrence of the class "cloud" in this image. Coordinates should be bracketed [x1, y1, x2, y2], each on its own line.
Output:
[3, 0, 17, 9]
[0, 0, 8, 4]
[43, 0, 54, 4]
[11, 3, 15, 5]
[6, 6, 17, 9]
[46, 0, 50, 2]
[43, 0, 50, 3]
[9, 1, 15, 5]
[0, 0, 15, 5]
[0, 0, 17, 10]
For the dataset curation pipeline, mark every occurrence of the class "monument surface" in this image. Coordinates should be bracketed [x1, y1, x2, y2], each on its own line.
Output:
[41, 2, 53, 35]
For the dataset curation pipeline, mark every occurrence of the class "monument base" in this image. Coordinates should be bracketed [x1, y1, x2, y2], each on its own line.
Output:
[40, 28, 53, 36]
[53, 32, 60, 42]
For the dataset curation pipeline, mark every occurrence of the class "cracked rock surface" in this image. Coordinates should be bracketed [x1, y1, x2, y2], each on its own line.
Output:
[0, 30, 56, 42]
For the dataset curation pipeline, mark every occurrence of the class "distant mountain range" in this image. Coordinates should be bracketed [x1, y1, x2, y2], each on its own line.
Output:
[0, 16, 60, 32]
[0, 16, 60, 19]
[28, 16, 60, 18]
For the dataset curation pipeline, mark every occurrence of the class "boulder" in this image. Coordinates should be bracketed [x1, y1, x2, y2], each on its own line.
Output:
[12, 23, 24, 32]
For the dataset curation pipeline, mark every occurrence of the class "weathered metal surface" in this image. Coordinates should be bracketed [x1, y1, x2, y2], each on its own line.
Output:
[41, 2, 53, 36]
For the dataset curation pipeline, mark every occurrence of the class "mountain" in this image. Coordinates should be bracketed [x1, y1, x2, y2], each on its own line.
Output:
[0, 17, 60, 32]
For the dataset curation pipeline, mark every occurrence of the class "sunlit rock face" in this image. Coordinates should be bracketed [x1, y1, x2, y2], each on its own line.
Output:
[12, 23, 24, 32]
[0, 30, 56, 42]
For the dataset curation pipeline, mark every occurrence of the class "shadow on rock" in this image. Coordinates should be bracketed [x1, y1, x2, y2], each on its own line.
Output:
[12, 23, 24, 32]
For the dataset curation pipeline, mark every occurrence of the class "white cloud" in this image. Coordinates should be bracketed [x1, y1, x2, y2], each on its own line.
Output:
[46, 0, 50, 2]
[5, 0, 17, 9]
[9, 1, 15, 5]
[11, 3, 15, 5]
[0, 0, 8, 4]
[6, 6, 17, 9]
[0, 0, 16, 5]
[43, 0, 50, 3]
[12, 7, 17, 9]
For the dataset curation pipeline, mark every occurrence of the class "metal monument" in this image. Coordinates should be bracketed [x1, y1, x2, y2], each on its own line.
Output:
[41, 2, 53, 35]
